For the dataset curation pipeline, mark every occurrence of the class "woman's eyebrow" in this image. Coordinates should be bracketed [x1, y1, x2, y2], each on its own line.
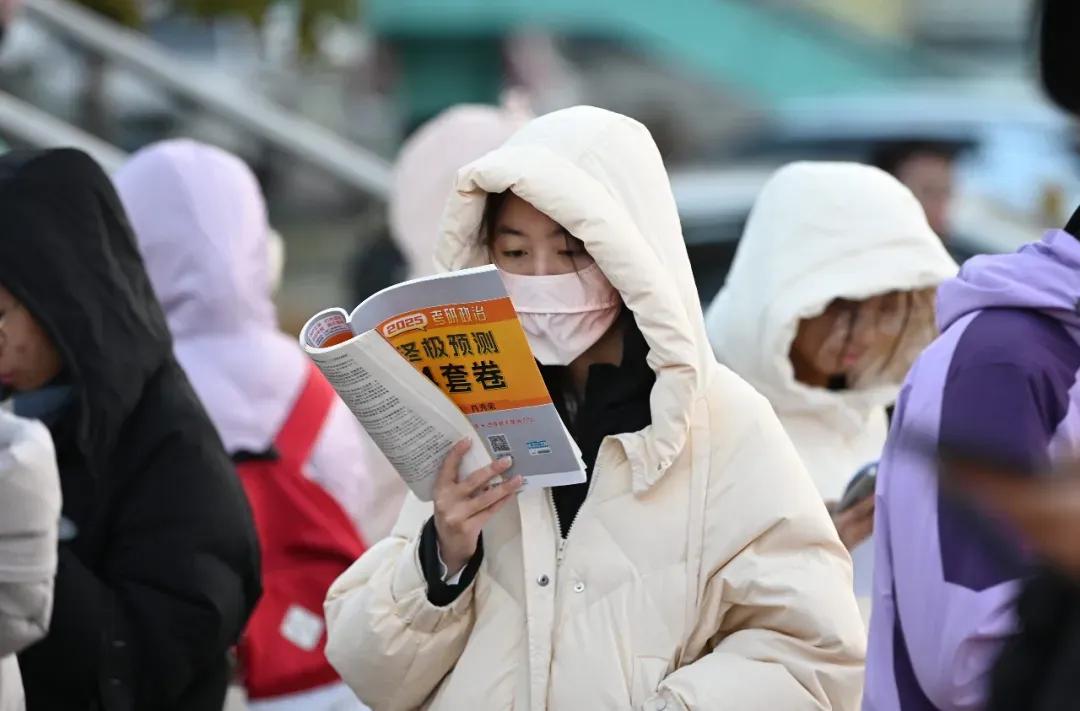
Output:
[548, 226, 570, 238]
[495, 225, 526, 237]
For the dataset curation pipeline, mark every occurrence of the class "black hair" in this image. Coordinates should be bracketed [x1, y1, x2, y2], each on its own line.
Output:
[480, 190, 585, 271]
[1040, 0, 1080, 117]
[1065, 205, 1080, 239]
[869, 140, 965, 177]
[480, 189, 512, 251]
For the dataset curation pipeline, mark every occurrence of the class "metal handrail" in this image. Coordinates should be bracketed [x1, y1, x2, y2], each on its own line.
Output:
[0, 89, 129, 171]
[21, 0, 391, 198]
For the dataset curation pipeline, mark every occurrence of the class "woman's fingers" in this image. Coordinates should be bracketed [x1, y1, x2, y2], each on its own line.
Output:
[464, 475, 523, 518]
[831, 495, 874, 525]
[839, 517, 873, 550]
[470, 479, 524, 529]
[459, 456, 515, 497]
[849, 518, 874, 548]
[434, 439, 472, 496]
[834, 496, 875, 550]
[850, 495, 876, 520]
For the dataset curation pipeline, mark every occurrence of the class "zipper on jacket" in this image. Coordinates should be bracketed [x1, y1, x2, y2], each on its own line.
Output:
[548, 489, 566, 567]
[548, 461, 600, 569]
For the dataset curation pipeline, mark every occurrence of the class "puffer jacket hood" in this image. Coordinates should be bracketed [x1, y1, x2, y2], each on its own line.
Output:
[937, 228, 1080, 332]
[113, 139, 299, 453]
[0, 148, 172, 473]
[437, 105, 710, 492]
[705, 161, 956, 430]
[114, 139, 276, 339]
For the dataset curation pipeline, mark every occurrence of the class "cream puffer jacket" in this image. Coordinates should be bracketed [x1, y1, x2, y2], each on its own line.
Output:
[324, 107, 866, 711]
[0, 411, 61, 711]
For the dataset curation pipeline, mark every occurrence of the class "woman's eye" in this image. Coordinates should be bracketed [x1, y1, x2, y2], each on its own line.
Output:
[501, 250, 526, 258]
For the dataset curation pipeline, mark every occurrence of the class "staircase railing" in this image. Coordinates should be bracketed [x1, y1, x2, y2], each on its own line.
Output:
[20, 0, 391, 198]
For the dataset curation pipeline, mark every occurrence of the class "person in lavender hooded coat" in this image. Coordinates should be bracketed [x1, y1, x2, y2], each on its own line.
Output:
[864, 227, 1080, 710]
[113, 140, 375, 540]
[114, 140, 375, 711]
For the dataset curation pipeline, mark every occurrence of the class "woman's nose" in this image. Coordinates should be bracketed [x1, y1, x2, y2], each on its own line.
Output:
[851, 314, 882, 349]
[531, 253, 557, 276]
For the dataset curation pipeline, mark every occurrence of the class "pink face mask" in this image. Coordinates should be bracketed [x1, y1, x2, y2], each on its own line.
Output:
[498, 264, 622, 365]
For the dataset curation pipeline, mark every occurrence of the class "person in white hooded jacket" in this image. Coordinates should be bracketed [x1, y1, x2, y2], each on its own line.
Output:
[704, 162, 957, 617]
[0, 410, 60, 711]
[324, 107, 866, 711]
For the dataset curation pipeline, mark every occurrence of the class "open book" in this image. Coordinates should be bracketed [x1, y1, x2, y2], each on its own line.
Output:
[300, 265, 586, 501]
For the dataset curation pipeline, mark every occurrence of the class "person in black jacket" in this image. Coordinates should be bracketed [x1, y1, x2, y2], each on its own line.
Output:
[0, 148, 261, 710]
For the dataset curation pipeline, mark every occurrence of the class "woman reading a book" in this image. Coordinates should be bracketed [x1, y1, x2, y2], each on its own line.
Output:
[324, 107, 866, 710]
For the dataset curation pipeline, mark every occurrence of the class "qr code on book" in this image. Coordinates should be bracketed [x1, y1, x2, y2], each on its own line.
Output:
[487, 434, 512, 455]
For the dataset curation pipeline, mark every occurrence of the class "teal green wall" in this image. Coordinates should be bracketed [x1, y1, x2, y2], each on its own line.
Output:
[373, 0, 946, 127]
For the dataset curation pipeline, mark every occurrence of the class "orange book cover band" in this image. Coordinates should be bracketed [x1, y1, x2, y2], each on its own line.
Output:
[375, 296, 550, 414]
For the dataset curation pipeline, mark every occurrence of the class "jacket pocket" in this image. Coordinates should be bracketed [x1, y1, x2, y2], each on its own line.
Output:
[630, 655, 672, 707]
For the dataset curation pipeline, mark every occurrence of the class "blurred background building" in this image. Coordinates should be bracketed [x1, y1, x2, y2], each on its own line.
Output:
[0, 0, 1074, 330]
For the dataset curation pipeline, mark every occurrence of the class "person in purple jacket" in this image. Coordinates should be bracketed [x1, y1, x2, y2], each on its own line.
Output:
[864, 226, 1080, 710]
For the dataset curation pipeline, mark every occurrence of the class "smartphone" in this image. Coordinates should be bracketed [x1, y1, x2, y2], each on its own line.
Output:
[839, 462, 878, 512]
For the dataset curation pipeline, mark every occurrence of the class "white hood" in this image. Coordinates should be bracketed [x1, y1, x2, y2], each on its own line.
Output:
[705, 162, 957, 432]
[113, 139, 305, 453]
[436, 106, 712, 491]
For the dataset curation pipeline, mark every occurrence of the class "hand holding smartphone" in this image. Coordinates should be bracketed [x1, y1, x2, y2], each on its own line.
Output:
[839, 462, 878, 512]
[826, 462, 878, 550]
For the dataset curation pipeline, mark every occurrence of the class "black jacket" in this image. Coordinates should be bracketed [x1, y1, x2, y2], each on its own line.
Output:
[989, 570, 1080, 711]
[0, 149, 261, 710]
